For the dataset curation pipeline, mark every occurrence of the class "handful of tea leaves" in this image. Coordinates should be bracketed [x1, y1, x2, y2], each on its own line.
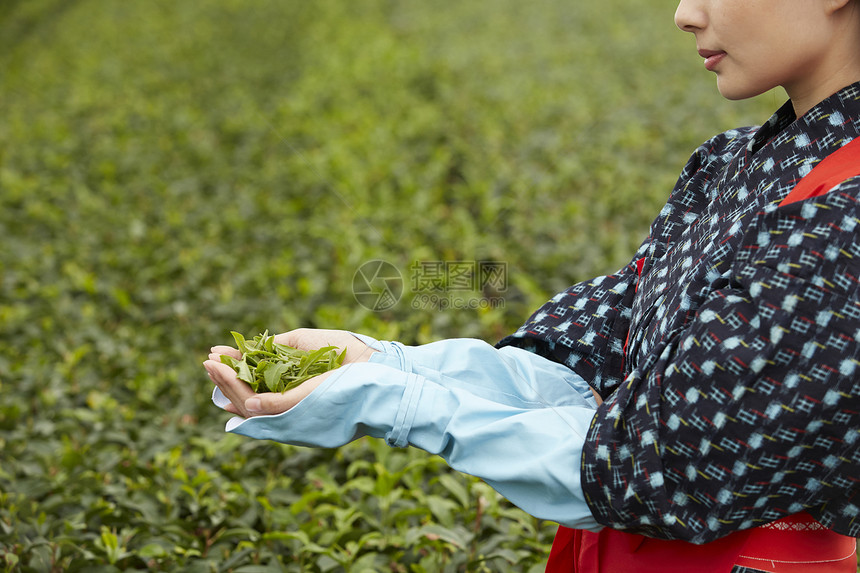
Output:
[219, 331, 346, 393]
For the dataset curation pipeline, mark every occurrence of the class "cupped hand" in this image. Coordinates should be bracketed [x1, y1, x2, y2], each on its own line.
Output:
[203, 328, 377, 418]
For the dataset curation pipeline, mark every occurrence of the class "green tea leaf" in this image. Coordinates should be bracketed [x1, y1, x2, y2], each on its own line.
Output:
[263, 362, 290, 392]
[221, 331, 346, 393]
[235, 358, 255, 387]
[230, 331, 249, 355]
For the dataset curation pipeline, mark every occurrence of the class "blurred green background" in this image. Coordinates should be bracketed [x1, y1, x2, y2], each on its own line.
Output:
[0, 0, 808, 571]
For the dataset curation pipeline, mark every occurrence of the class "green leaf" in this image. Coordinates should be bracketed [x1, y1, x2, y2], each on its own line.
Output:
[416, 524, 474, 549]
[235, 357, 255, 387]
[263, 362, 290, 392]
[437, 473, 470, 508]
[138, 543, 168, 558]
[262, 332, 274, 353]
[230, 331, 249, 355]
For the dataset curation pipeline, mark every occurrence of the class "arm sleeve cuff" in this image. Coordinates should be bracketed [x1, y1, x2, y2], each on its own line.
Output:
[212, 338, 601, 530]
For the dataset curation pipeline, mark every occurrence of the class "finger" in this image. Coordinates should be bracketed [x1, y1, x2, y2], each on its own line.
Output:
[244, 393, 297, 415]
[210, 345, 241, 359]
[208, 351, 240, 362]
[245, 385, 310, 415]
[272, 328, 358, 351]
[204, 359, 256, 417]
[273, 329, 374, 363]
[271, 328, 320, 351]
[204, 358, 239, 381]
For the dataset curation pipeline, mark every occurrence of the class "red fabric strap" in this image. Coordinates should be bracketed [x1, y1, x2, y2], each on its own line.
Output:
[733, 513, 857, 573]
[779, 137, 860, 207]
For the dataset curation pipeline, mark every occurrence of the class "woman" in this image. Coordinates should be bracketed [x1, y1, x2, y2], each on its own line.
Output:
[204, 0, 860, 570]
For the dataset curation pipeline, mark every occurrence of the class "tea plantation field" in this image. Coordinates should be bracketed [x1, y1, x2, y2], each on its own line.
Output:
[2, 0, 823, 571]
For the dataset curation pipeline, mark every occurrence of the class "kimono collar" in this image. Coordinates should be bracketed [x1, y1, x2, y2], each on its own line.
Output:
[746, 81, 860, 156]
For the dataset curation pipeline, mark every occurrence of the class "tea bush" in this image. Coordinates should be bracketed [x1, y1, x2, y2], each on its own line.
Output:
[2, 0, 832, 572]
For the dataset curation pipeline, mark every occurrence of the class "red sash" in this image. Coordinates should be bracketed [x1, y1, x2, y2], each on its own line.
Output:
[548, 137, 860, 572]
[547, 513, 857, 572]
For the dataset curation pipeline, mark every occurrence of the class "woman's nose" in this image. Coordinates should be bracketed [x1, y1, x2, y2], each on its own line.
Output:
[674, 0, 707, 32]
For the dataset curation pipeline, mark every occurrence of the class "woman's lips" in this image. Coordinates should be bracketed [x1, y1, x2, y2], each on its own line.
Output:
[698, 49, 727, 71]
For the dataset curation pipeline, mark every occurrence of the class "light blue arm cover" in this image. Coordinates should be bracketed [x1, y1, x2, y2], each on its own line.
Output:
[212, 335, 601, 530]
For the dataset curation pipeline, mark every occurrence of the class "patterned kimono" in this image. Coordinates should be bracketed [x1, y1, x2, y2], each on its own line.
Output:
[499, 82, 860, 543]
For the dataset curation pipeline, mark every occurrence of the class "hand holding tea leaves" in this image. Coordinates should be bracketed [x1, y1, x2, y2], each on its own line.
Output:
[204, 328, 376, 418]
[219, 330, 346, 393]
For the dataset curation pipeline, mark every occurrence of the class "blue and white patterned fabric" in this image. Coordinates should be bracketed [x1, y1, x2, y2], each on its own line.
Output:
[499, 82, 860, 542]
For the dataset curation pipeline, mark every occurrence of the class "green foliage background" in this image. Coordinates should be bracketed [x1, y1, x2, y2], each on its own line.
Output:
[2, 0, 836, 571]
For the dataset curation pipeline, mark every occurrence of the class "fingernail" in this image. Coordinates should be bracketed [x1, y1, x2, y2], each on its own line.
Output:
[246, 398, 262, 413]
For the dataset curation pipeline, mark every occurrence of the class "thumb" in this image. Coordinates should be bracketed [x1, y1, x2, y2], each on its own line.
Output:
[244, 393, 297, 416]
[243, 370, 333, 416]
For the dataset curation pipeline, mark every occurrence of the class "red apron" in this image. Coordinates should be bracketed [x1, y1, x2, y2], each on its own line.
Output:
[549, 137, 860, 573]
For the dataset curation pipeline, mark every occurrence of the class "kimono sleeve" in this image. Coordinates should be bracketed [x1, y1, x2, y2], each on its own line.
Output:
[498, 129, 752, 397]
